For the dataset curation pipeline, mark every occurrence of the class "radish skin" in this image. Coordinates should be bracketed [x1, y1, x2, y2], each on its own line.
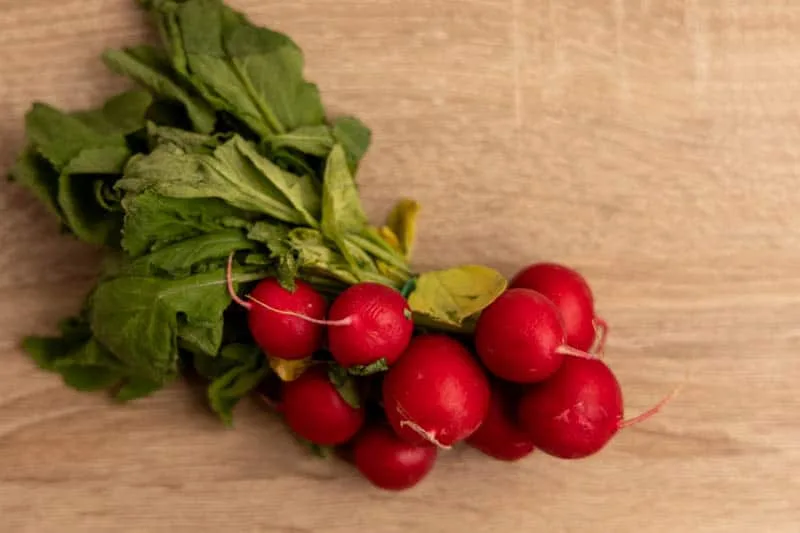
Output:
[353, 425, 438, 491]
[517, 357, 675, 459]
[510, 263, 605, 353]
[383, 335, 490, 448]
[475, 288, 567, 383]
[327, 282, 414, 368]
[467, 382, 535, 461]
[281, 366, 365, 446]
[227, 254, 410, 365]
[226, 254, 326, 360]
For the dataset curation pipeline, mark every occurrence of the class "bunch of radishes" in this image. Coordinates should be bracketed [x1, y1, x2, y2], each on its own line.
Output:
[229, 258, 671, 491]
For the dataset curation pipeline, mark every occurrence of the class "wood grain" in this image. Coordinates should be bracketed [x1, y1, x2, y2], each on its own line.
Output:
[1, 1, 799, 531]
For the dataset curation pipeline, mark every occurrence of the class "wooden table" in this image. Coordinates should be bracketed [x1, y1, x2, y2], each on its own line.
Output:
[1, 1, 798, 531]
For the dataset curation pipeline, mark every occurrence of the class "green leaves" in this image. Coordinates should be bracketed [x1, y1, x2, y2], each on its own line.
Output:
[267, 117, 372, 173]
[57, 146, 131, 246]
[247, 222, 298, 290]
[348, 358, 389, 376]
[140, 0, 323, 138]
[74, 89, 156, 136]
[133, 0, 371, 168]
[9, 147, 61, 217]
[11, 0, 422, 432]
[332, 117, 372, 173]
[327, 364, 361, 409]
[24, 103, 123, 169]
[409, 266, 508, 331]
[9, 90, 154, 247]
[22, 314, 163, 399]
[103, 46, 216, 133]
[204, 344, 268, 425]
[126, 229, 255, 276]
[121, 193, 252, 257]
[24, 333, 123, 392]
[120, 135, 321, 226]
[226, 23, 326, 134]
[321, 145, 368, 240]
[89, 269, 263, 383]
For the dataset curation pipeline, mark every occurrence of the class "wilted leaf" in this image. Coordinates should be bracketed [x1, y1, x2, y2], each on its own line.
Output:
[409, 265, 507, 329]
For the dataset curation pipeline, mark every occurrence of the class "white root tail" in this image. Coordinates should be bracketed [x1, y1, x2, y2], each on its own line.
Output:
[226, 252, 252, 309]
[619, 386, 681, 429]
[589, 316, 609, 355]
[226, 251, 354, 327]
[247, 295, 353, 326]
[399, 420, 452, 450]
[555, 345, 599, 360]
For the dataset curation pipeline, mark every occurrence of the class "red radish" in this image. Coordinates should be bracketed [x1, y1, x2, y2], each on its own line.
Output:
[353, 425, 438, 491]
[510, 262, 607, 353]
[517, 356, 674, 459]
[226, 254, 326, 359]
[475, 288, 578, 383]
[382, 335, 490, 448]
[327, 282, 414, 368]
[466, 382, 535, 461]
[281, 366, 365, 445]
[228, 254, 412, 368]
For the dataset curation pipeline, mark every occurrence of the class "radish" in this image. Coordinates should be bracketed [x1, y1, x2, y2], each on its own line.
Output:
[327, 282, 414, 368]
[466, 382, 535, 461]
[226, 254, 326, 359]
[353, 425, 438, 491]
[382, 334, 490, 448]
[517, 356, 674, 459]
[475, 288, 591, 383]
[510, 262, 608, 353]
[281, 366, 365, 445]
[227, 255, 411, 367]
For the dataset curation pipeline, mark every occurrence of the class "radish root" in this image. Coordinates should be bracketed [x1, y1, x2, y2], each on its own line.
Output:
[555, 345, 599, 360]
[589, 316, 609, 354]
[247, 295, 353, 326]
[619, 386, 681, 429]
[226, 252, 252, 309]
[226, 252, 354, 327]
[395, 400, 451, 450]
[399, 420, 451, 450]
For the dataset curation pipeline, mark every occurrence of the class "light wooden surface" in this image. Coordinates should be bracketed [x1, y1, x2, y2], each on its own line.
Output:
[1, 1, 799, 531]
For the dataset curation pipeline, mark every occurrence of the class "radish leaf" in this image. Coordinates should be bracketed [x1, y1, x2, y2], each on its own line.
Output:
[103, 46, 216, 133]
[327, 364, 361, 409]
[409, 266, 508, 329]
[121, 193, 253, 257]
[207, 344, 267, 425]
[119, 136, 321, 225]
[384, 198, 420, 261]
[268, 356, 313, 382]
[89, 269, 264, 383]
[347, 358, 389, 376]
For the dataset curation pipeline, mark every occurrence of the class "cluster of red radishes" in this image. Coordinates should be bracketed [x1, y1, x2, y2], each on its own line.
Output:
[228, 258, 670, 491]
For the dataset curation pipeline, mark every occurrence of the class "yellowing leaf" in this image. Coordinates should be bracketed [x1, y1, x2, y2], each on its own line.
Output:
[408, 266, 507, 328]
[375, 227, 401, 277]
[377, 226, 402, 253]
[385, 198, 419, 260]
[269, 356, 313, 382]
